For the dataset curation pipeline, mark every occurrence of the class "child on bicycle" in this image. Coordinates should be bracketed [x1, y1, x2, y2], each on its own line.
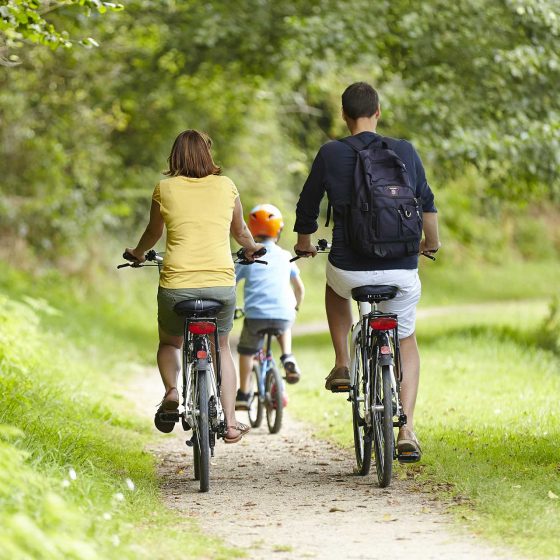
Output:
[235, 204, 305, 410]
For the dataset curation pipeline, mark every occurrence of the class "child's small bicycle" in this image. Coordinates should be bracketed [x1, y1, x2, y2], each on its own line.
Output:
[234, 308, 286, 434]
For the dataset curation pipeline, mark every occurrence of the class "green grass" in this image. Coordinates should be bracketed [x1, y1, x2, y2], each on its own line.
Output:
[0, 274, 239, 559]
[289, 301, 560, 558]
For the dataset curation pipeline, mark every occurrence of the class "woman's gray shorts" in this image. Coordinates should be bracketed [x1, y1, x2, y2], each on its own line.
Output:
[157, 286, 236, 337]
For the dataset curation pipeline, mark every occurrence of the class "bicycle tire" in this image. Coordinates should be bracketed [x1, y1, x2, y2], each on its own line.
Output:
[265, 365, 283, 434]
[195, 371, 210, 492]
[193, 439, 200, 481]
[248, 363, 263, 428]
[351, 341, 372, 476]
[372, 364, 394, 488]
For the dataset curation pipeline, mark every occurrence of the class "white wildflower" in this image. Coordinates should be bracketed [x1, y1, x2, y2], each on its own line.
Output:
[125, 478, 135, 491]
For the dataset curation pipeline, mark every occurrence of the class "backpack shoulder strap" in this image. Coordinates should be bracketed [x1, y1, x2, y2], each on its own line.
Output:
[340, 134, 387, 152]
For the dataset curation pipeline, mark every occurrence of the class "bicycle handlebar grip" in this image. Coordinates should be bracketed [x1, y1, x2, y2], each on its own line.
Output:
[123, 250, 139, 262]
[116, 263, 131, 269]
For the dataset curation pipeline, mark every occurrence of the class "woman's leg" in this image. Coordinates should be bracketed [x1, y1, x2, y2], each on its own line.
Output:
[157, 325, 182, 401]
[218, 334, 241, 433]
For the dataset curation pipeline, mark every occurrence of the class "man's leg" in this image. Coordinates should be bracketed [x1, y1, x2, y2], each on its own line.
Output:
[399, 333, 420, 431]
[325, 284, 353, 368]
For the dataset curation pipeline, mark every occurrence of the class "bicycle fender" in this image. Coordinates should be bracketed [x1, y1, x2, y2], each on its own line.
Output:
[378, 354, 394, 366]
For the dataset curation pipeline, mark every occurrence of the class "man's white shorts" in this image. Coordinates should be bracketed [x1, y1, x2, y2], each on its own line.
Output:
[326, 261, 421, 338]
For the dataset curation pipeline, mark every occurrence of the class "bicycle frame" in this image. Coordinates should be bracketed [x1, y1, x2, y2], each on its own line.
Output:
[350, 302, 406, 433]
[254, 332, 275, 399]
[182, 317, 225, 454]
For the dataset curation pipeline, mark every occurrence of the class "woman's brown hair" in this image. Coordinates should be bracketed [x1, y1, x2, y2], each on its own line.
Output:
[164, 129, 221, 178]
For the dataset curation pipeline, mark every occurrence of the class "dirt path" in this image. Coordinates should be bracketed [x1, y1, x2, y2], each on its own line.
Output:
[130, 368, 518, 560]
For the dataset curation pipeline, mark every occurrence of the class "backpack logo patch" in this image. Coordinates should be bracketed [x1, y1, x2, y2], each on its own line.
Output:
[387, 186, 400, 196]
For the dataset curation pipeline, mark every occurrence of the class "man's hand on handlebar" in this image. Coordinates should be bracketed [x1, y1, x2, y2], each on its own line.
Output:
[293, 241, 318, 259]
[419, 239, 441, 261]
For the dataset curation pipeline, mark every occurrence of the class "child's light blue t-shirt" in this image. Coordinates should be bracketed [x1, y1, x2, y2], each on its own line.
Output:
[235, 240, 300, 321]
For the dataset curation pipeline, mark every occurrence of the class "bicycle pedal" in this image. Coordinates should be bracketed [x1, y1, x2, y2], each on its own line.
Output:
[158, 411, 179, 422]
[185, 437, 194, 448]
[330, 384, 350, 393]
[397, 451, 421, 464]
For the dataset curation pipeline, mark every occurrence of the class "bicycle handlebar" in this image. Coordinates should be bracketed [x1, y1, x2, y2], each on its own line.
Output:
[117, 249, 163, 269]
[290, 239, 331, 262]
[234, 246, 268, 266]
[118, 247, 268, 270]
[290, 239, 437, 262]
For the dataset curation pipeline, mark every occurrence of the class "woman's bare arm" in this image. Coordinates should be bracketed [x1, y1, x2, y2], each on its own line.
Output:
[126, 200, 164, 261]
[230, 197, 262, 258]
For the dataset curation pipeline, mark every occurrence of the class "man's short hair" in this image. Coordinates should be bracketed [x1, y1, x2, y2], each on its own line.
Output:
[342, 82, 380, 119]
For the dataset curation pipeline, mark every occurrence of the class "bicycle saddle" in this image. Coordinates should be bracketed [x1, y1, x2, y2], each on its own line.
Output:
[351, 285, 399, 303]
[173, 299, 223, 317]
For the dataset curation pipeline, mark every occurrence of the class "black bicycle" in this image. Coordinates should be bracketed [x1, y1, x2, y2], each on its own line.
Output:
[294, 240, 435, 487]
[119, 247, 266, 492]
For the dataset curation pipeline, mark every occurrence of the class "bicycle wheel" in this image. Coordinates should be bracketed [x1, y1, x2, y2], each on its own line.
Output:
[248, 363, 263, 428]
[265, 365, 283, 434]
[372, 364, 394, 488]
[351, 341, 372, 476]
[194, 371, 210, 492]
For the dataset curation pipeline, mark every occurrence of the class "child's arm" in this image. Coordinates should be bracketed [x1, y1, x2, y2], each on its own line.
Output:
[291, 274, 305, 311]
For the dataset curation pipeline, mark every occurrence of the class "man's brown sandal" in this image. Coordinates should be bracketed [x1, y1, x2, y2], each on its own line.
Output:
[324, 366, 351, 392]
[397, 427, 422, 463]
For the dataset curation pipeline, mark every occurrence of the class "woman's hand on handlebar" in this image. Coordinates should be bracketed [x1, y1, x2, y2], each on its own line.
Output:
[124, 247, 146, 263]
[242, 243, 266, 262]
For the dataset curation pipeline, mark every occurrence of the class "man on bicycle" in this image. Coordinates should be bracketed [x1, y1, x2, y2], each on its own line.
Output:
[293, 82, 441, 460]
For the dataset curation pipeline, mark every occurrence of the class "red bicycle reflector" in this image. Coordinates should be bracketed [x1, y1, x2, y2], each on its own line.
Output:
[188, 322, 216, 335]
[380, 345, 391, 355]
[196, 350, 208, 359]
[369, 317, 398, 330]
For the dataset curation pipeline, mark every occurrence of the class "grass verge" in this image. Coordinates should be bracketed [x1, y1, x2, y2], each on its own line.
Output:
[0, 272, 240, 559]
[288, 302, 560, 558]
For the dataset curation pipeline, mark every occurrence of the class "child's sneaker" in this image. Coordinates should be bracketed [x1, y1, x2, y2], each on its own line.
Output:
[281, 353, 301, 384]
[235, 389, 251, 411]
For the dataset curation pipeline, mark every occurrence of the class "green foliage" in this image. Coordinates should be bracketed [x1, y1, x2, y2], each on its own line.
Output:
[0, 0, 123, 59]
[1, 0, 559, 259]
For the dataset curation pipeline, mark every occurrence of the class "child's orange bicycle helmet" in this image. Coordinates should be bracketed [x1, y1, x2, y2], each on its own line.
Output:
[248, 204, 284, 238]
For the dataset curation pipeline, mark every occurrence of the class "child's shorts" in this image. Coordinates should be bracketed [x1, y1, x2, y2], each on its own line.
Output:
[237, 318, 292, 355]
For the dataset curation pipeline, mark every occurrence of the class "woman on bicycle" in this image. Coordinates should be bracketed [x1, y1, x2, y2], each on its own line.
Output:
[125, 129, 263, 444]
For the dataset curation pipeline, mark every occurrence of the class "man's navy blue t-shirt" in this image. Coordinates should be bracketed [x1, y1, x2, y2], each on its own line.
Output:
[294, 131, 437, 271]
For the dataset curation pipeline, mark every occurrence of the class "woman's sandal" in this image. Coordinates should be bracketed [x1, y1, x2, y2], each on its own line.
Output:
[154, 387, 179, 434]
[224, 422, 250, 444]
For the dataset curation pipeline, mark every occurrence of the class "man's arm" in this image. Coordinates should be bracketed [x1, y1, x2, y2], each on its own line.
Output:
[294, 149, 327, 255]
[420, 212, 441, 253]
